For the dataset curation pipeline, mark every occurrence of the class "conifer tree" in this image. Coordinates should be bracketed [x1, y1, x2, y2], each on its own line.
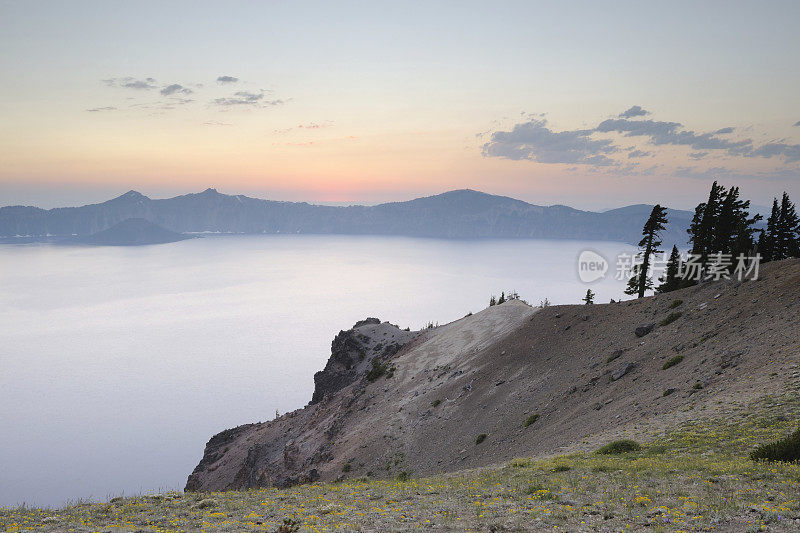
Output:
[582, 289, 595, 305]
[759, 198, 780, 262]
[776, 192, 800, 259]
[489, 295, 496, 306]
[628, 204, 668, 298]
[624, 264, 653, 296]
[497, 292, 506, 305]
[657, 245, 682, 293]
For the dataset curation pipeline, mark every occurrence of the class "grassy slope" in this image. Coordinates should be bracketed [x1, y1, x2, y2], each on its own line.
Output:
[3, 393, 799, 532]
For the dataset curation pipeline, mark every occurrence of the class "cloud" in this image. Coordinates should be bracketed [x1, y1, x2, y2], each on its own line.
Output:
[203, 121, 233, 126]
[481, 118, 618, 166]
[618, 105, 649, 118]
[104, 77, 157, 90]
[794, 121, 800, 127]
[160, 83, 193, 96]
[213, 91, 284, 107]
[482, 105, 800, 170]
[86, 106, 116, 112]
[298, 121, 334, 129]
[595, 118, 753, 154]
[749, 141, 800, 163]
[216, 76, 239, 84]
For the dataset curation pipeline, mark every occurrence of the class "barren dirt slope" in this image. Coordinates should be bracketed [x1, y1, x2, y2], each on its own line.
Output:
[187, 258, 800, 492]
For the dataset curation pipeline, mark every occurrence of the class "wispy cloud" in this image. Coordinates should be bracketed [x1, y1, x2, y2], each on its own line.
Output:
[86, 106, 116, 112]
[481, 106, 800, 170]
[618, 105, 649, 118]
[160, 83, 193, 96]
[213, 91, 283, 107]
[481, 118, 618, 166]
[595, 118, 752, 154]
[216, 76, 239, 84]
[103, 77, 157, 90]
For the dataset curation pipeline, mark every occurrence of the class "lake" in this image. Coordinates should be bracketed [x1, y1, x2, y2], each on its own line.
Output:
[0, 235, 637, 507]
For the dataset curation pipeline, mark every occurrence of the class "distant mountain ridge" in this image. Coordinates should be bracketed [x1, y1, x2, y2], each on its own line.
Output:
[0, 188, 695, 246]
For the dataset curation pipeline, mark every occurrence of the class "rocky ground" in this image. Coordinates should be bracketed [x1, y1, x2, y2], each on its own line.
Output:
[186, 259, 800, 494]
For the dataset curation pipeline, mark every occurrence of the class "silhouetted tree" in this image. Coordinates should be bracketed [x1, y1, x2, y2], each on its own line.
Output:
[657, 245, 682, 293]
[625, 264, 653, 296]
[489, 295, 497, 306]
[776, 192, 800, 259]
[582, 289, 595, 305]
[759, 198, 780, 262]
[497, 292, 506, 304]
[628, 204, 668, 298]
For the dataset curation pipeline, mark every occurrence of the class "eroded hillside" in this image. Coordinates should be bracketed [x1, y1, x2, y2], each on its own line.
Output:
[186, 259, 800, 493]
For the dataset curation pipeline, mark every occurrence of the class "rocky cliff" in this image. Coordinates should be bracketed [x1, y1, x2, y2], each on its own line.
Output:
[186, 259, 800, 493]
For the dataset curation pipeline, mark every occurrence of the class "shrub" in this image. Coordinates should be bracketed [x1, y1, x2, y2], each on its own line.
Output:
[659, 311, 683, 326]
[662, 355, 684, 370]
[396, 471, 411, 482]
[276, 518, 300, 533]
[663, 388, 676, 397]
[552, 464, 571, 472]
[431, 399, 441, 408]
[669, 299, 684, 309]
[597, 439, 641, 455]
[365, 359, 387, 382]
[523, 414, 540, 427]
[692, 382, 703, 390]
[750, 428, 800, 463]
[509, 458, 531, 468]
[525, 483, 557, 500]
[475, 433, 488, 445]
[342, 462, 351, 473]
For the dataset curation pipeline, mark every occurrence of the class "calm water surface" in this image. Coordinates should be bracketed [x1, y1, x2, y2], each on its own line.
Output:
[0, 235, 636, 507]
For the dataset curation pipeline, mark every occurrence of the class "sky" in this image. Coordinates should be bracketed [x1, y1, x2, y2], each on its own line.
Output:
[1, 0, 799, 210]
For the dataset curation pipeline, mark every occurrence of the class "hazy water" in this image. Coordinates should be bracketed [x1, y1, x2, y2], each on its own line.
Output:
[0, 235, 636, 507]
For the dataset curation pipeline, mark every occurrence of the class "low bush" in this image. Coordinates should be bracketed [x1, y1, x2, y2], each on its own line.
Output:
[597, 439, 641, 455]
[662, 355, 684, 370]
[431, 399, 441, 408]
[669, 299, 684, 309]
[692, 382, 703, 390]
[750, 428, 800, 463]
[365, 359, 387, 382]
[523, 413, 540, 427]
[552, 464, 571, 472]
[475, 433, 488, 445]
[659, 311, 683, 326]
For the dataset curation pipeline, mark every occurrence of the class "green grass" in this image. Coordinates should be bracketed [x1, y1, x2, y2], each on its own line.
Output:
[3, 395, 800, 532]
[523, 413, 539, 427]
[662, 355, 684, 370]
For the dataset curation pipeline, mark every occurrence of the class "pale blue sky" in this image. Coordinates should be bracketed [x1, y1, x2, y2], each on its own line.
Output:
[1, 0, 798, 209]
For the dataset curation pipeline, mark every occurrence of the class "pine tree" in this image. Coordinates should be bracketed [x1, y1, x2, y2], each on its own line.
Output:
[657, 245, 682, 293]
[760, 198, 780, 262]
[628, 204, 669, 298]
[776, 192, 800, 259]
[582, 289, 595, 305]
[624, 264, 653, 296]
[489, 295, 496, 306]
[693, 181, 725, 263]
[497, 292, 506, 304]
